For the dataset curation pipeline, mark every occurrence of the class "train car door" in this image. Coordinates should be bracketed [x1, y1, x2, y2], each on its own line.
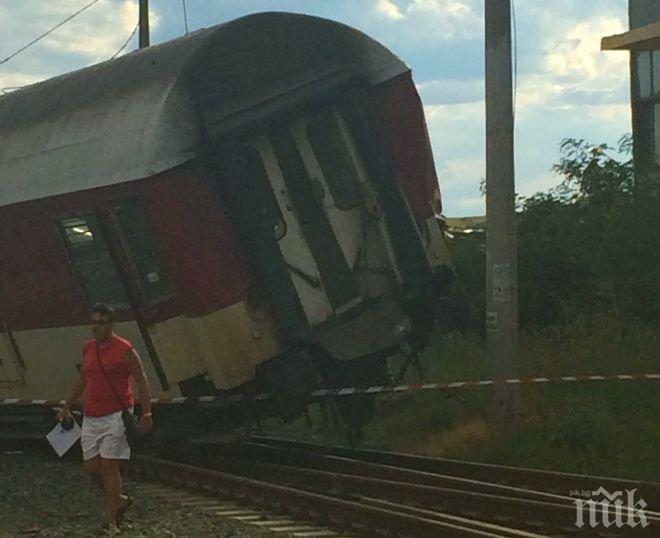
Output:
[290, 109, 366, 291]
[241, 128, 363, 326]
[271, 125, 363, 307]
[228, 108, 399, 331]
[240, 138, 337, 327]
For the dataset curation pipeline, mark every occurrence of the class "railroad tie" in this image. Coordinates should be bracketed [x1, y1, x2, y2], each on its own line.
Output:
[132, 483, 352, 537]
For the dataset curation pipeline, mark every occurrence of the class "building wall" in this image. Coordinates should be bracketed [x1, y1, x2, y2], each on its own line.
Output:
[630, 0, 660, 29]
[629, 0, 660, 179]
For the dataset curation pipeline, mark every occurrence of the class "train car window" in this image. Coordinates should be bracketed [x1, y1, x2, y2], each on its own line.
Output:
[113, 200, 175, 304]
[306, 111, 360, 210]
[59, 216, 129, 309]
[241, 147, 287, 240]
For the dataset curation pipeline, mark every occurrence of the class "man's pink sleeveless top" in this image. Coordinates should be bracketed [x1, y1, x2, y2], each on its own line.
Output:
[83, 335, 134, 417]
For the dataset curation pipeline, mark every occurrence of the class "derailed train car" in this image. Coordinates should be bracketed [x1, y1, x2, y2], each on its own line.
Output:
[0, 13, 451, 431]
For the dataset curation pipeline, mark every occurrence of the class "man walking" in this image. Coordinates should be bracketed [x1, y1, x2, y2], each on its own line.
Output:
[58, 303, 153, 532]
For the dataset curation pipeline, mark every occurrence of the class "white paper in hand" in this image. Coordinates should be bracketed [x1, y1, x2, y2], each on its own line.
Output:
[46, 420, 81, 457]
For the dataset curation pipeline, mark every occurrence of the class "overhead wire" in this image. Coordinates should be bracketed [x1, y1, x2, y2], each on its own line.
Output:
[111, 21, 139, 59]
[0, 0, 102, 67]
[511, 0, 518, 125]
[182, 0, 189, 35]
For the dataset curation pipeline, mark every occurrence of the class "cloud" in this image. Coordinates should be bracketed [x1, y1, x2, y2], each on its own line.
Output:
[424, 101, 484, 157]
[0, 0, 159, 90]
[417, 78, 484, 105]
[592, 103, 631, 123]
[424, 102, 485, 214]
[0, 71, 45, 94]
[375, 0, 405, 20]
[517, 172, 560, 198]
[370, 0, 481, 41]
[454, 196, 484, 211]
[545, 15, 627, 84]
[442, 157, 484, 185]
[408, 0, 473, 19]
[513, 14, 628, 111]
[40, 0, 142, 61]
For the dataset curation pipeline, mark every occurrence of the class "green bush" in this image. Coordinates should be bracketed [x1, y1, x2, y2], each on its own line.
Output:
[452, 135, 660, 332]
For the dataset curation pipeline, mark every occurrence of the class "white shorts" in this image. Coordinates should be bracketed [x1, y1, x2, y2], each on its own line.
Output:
[81, 410, 131, 461]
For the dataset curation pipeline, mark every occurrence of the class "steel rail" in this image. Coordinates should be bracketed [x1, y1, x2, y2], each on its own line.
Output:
[205, 453, 625, 535]
[236, 442, 581, 505]
[250, 436, 660, 508]
[131, 455, 531, 537]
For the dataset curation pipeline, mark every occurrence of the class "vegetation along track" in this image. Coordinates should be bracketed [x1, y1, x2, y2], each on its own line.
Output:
[132, 437, 660, 537]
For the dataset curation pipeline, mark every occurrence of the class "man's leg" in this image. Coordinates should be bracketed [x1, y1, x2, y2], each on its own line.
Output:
[100, 458, 123, 526]
[83, 455, 104, 493]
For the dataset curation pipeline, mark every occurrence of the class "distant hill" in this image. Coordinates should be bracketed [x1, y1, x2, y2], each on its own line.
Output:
[445, 216, 485, 232]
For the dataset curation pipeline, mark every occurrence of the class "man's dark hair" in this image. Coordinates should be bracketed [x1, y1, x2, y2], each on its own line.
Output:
[91, 303, 115, 322]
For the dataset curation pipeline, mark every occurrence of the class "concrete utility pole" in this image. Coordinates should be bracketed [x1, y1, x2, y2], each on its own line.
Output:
[485, 0, 518, 419]
[139, 0, 150, 49]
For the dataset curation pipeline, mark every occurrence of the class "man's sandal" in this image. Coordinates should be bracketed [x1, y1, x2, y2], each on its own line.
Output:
[96, 522, 121, 535]
[117, 496, 133, 527]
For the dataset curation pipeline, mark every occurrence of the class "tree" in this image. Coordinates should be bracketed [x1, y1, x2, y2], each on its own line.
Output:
[452, 135, 660, 333]
[518, 135, 660, 327]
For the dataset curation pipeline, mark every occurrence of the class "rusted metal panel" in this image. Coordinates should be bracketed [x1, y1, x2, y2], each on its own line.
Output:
[0, 12, 407, 209]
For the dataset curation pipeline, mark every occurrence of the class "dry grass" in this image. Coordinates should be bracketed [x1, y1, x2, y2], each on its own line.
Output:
[362, 319, 660, 481]
[414, 417, 493, 457]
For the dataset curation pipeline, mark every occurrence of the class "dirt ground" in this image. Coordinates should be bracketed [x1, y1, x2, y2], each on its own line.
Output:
[0, 447, 264, 537]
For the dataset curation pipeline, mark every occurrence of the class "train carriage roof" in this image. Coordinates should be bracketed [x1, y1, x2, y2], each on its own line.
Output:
[0, 12, 407, 208]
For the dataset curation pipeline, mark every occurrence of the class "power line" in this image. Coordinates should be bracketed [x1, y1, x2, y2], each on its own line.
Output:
[511, 0, 518, 123]
[111, 22, 139, 59]
[0, 0, 102, 68]
[182, 0, 189, 35]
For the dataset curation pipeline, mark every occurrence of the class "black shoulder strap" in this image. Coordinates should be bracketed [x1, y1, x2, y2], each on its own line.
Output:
[95, 339, 127, 412]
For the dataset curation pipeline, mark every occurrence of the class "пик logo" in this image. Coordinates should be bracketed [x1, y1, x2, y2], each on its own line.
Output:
[574, 487, 649, 529]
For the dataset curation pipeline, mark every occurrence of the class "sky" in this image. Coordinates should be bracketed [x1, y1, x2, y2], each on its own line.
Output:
[0, 0, 633, 216]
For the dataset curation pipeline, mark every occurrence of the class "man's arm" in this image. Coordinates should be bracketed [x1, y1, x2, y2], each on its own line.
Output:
[57, 368, 85, 420]
[124, 348, 153, 432]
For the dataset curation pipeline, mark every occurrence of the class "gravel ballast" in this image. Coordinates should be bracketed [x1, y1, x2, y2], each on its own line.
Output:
[0, 447, 268, 537]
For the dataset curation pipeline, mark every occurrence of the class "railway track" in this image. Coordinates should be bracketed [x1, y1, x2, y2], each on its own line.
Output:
[131, 437, 660, 537]
[128, 477, 358, 538]
[132, 455, 544, 537]
[249, 436, 660, 508]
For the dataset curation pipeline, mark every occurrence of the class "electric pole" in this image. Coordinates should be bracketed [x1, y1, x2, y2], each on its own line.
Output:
[485, 0, 518, 420]
[139, 0, 150, 49]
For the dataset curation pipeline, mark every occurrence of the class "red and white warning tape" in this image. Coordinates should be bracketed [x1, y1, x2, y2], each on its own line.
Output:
[2, 372, 659, 408]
